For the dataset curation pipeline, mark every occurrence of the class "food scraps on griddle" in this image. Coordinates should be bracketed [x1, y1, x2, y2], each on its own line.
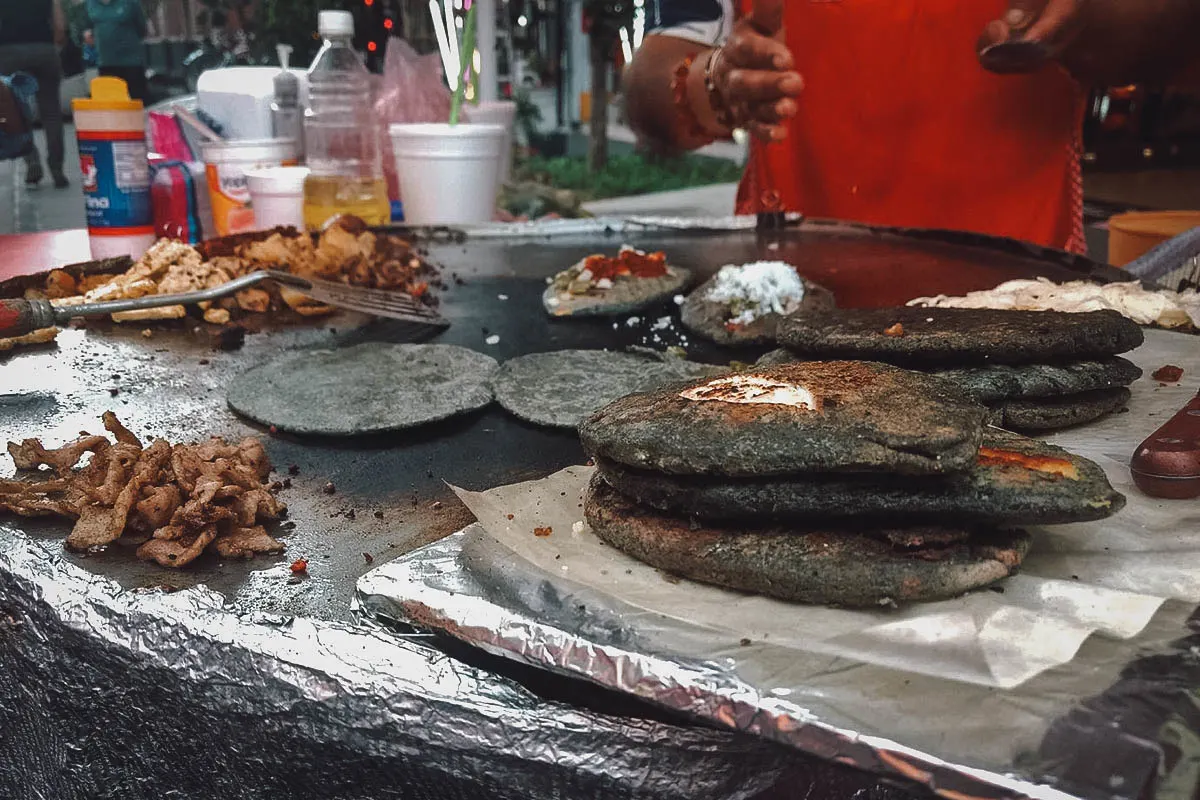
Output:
[1152, 365, 1184, 383]
[0, 413, 287, 568]
[0, 327, 59, 352]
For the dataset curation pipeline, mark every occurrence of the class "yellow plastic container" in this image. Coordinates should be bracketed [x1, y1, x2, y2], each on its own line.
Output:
[71, 77, 155, 259]
[1108, 211, 1200, 266]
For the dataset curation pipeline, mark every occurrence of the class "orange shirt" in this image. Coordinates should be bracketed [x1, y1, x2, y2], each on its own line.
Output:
[734, 0, 1087, 252]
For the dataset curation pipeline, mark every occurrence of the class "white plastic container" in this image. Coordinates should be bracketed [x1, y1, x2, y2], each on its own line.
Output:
[71, 77, 155, 260]
[389, 123, 506, 225]
[465, 100, 517, 187]
[197, 66, 309, 140]
[247, 166, 310, 230]
[201, 138, 299, 236]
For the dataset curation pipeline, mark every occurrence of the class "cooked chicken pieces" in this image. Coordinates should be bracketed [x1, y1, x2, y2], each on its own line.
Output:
[213, 525, 287, 559]
[0, 415, 287, 567]
[102, 410, 143, 448]
[42, 216, 436, 326]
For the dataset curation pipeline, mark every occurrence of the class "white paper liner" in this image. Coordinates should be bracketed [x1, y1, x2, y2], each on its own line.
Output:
[452, 329, 1199, 690]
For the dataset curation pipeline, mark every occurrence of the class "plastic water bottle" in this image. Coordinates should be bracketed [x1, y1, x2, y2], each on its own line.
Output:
[302, 10, 389, 230]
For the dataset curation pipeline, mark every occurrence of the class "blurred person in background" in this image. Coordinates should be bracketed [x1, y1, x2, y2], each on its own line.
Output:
[82, 29, 98, 68]
[84, 0, 147, 101]
[0, 0, 69, 187]
[624, 0, 1200, 253]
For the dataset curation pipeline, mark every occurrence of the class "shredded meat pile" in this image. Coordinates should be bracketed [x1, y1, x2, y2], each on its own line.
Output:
[1, 413, 287, 568]
[232, 215, 436, 300]
[23, 215, 438, 326]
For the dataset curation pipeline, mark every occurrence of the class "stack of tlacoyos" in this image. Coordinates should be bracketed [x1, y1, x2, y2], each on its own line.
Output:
[578, 362, 1125, 607]
[767, 307, 1146, 433]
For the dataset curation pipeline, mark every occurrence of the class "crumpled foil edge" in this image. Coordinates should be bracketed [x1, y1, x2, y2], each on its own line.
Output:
[357, 527, 1083, 800]
[0, 524, 806, 800]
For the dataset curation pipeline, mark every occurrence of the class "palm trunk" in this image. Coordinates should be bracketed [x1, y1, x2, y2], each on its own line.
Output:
[588, 38, 609, 172]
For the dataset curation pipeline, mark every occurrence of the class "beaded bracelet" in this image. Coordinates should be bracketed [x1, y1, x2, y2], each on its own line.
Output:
[670, 54, 712, 143]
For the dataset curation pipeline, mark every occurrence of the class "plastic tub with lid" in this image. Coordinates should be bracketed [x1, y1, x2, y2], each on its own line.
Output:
[1108, 211, 1200, 266]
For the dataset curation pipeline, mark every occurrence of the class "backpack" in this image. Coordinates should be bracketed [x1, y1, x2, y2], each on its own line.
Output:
[0, 72, 38, 161]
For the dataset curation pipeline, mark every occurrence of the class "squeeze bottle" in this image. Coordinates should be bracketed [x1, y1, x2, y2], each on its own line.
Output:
[71, 77, 155, 259]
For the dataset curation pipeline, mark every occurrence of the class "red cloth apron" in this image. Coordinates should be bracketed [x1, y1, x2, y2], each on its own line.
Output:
[736, 0, 1087, 252]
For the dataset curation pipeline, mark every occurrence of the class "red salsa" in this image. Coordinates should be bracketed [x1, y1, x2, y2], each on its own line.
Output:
[582, 250, 669, 281]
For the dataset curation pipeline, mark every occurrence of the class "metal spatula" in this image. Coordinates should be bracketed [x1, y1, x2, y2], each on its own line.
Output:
[0, 270, 450, 339]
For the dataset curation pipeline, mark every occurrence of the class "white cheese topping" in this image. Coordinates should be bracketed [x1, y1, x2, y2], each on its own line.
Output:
[909, 277, 1200, 329]
[680, 375, 818, 410]
[704, 261, 806, 326]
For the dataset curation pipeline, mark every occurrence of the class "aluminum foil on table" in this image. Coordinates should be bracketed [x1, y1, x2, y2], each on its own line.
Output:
[356, 328, 1200, 800]
[0, 522, 819, 800]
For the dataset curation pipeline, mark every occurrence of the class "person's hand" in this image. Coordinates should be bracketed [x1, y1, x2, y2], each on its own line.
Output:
[977, 0, 1082, 74]
[710, 0, 804, 141]
[978, 0, 1200, 85]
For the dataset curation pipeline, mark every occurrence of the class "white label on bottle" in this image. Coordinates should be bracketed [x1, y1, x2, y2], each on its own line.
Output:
[112, 141, 150, 190]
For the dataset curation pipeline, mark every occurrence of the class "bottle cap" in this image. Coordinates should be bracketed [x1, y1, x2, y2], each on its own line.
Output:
[72, 76, 142, 112]
[318, 10, 354, 38]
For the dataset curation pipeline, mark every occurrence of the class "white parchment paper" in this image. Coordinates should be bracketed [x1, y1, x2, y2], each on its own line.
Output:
[453, 329, 1200, 690]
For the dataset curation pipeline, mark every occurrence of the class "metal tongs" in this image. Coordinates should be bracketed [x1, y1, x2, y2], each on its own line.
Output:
[0, 270, 449, 339]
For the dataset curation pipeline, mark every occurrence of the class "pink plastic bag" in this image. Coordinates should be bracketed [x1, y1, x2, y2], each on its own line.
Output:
[375, 39, 452, 201]
[147, 111, 195, 162]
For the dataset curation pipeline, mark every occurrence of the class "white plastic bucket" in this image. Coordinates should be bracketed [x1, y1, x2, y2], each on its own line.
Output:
[465, 100, 517, 187]
[247, 166, 310, 230]
[201, 138, 299, 236]
[389, 123, 506, 225]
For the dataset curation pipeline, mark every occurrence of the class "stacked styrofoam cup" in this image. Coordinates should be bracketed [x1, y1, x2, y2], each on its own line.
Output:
[246, 166, 310, 230]
[389, 123, 506, 225]
[465, 100, 517, 187]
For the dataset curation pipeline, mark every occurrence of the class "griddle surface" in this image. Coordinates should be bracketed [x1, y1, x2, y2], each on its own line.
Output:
[0, 225, 1120, 620]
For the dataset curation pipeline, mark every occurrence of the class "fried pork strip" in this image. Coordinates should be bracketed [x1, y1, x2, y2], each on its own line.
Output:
[2, 415, 287, 568]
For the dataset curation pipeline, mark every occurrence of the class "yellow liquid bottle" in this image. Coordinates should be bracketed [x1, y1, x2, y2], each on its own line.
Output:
[303, 11, 391, 230]
[302, 174, 391, 230]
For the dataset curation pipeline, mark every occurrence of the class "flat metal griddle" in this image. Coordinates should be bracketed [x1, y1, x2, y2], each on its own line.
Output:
[0, 221, 1129, 622]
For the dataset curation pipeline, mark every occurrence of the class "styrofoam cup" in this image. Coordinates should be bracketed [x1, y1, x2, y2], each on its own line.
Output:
[465, 100, 517, 187]
[246, 166, 309, 230]
[202, 138, 299, 235]
[389, 123, 506, 225]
